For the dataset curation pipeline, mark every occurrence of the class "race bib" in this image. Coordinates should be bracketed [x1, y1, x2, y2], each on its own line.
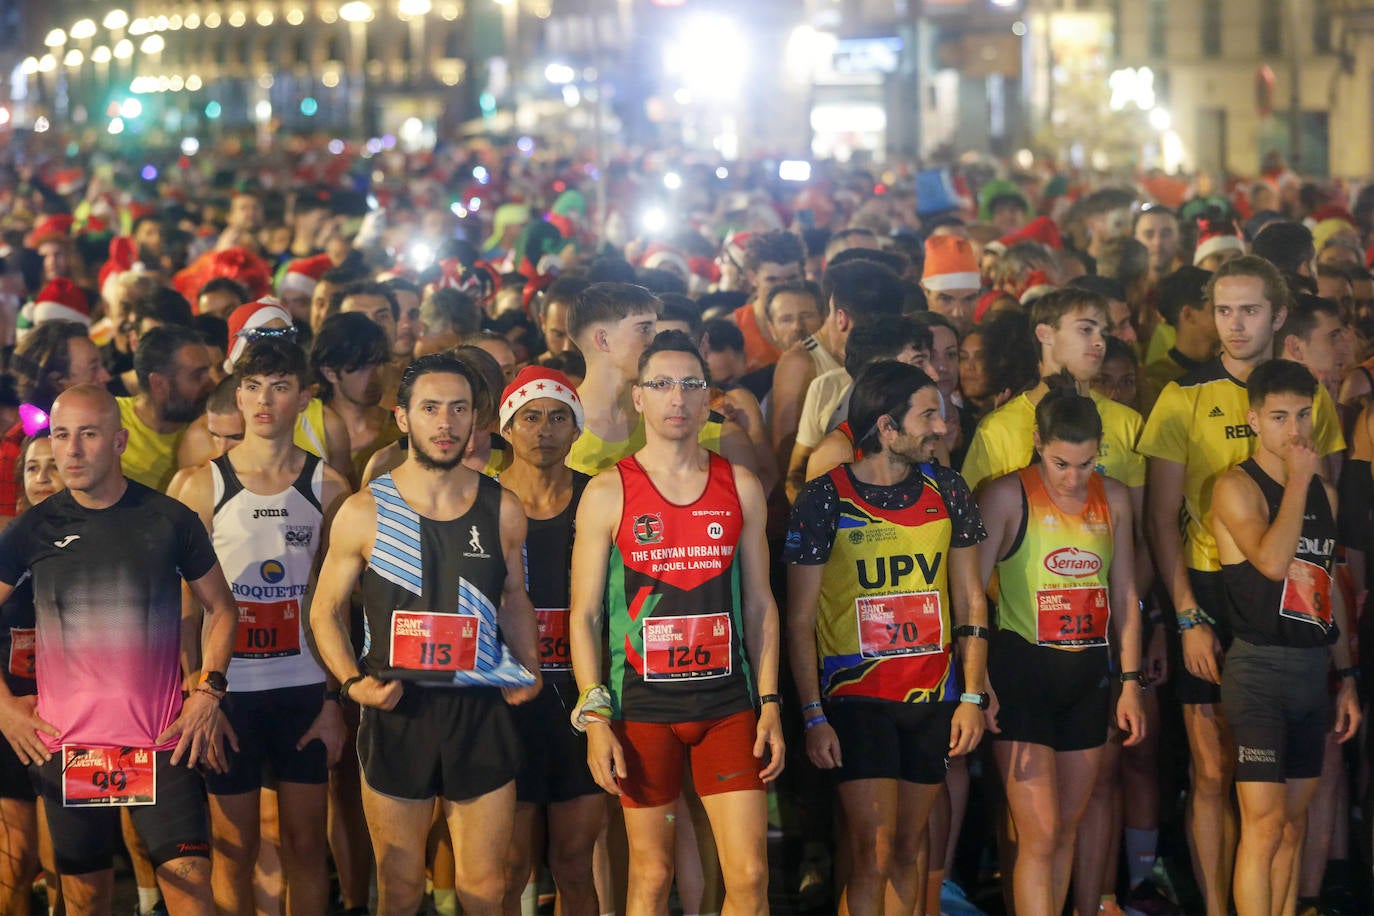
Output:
[62, 747, 156, 808]
[1280, 558, 1333, 631]
[8, 628, 34, 680]
[643, 614, 732, 681]
[1036, 586, 1110, 648]
[233, 600, 302, 659]
[856, 591, 945, 658]
[536, 608, 571, 672]
[389, 611, 481, 672]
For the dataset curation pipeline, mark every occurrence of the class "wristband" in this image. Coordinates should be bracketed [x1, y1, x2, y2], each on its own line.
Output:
[759, 693, 782, 708]
[1175, 607, 1216, 630]
[801, 700, 823, 715]
[570, 684, 614, 734]
[340, 675, 366, 702]
[803, 714, 828, 731]
[323, 689, 342, 704]
[953, 625, 990, 640]
[1119, 671, 1143, 684]
[1337, 666, 1360, 681]
[193, 686, 223, 704]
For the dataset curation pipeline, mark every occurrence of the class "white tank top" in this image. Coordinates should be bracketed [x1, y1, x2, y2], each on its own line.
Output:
[212, 453, 327, 692]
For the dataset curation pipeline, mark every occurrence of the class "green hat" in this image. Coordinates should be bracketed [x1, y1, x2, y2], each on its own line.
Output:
[483, 203, 532, 252]
[978, 179, 1029, 222]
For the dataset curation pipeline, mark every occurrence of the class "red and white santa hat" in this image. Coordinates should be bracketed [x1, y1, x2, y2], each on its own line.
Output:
[1193, 219, 1246, 265]
[922, 235, 981, 292]
[225, 297, 293, 371]
[278, 253, 333, 299]
[499, 366, 584, 432]
[31, 278, 90, 327]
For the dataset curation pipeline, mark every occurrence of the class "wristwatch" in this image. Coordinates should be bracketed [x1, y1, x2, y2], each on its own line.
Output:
[959, 691, 990, 710]
[202, 670, 228, 693]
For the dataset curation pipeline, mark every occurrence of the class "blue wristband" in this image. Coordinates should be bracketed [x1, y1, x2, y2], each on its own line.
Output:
[803, 714, 828, 731]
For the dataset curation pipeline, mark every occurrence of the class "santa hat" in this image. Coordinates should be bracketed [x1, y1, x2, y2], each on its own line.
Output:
[99, 236, 142, 303]
[25, 214, 75, 249]
[225, 298, 293, 372]
[499, 366, 584, 432]
[279, 254, 333, 299]
[997, 216, 1063, 251]
[642, 245, 691, 282]
[921, 235, 980, 292]
[1017, 270, 1058, 306]
[31, 278, 91, 326]
[1193, 219, 1246, 265]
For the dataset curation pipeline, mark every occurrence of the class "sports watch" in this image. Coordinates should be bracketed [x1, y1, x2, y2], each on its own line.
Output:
[959, 691, 990, 710]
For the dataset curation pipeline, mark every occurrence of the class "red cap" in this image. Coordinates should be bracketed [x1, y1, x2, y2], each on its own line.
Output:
[997, 215, 1063, 250]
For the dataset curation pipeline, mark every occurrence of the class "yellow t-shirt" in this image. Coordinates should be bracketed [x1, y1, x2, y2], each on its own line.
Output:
[1144, 322, 1176, 366]
[293, 398, 327, 458]
[961, 389, 1146, 494]
[116, 397, 185, 491]
[1137, 358, 1345, 572]
[567, 414, 725, 477]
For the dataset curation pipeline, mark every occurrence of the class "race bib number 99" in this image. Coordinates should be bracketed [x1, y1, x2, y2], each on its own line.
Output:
[1035, 586, 1109, 648]
[643, 614, 732, 681]
[856, 592, 945, 658]
[62, 747, 156, 808]
[389, 611, 481, 672]
[1280, 558, 1333, 631]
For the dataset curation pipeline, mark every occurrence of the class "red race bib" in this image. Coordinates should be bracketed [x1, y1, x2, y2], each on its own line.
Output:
[856, 591, 945, 658]
[537, 608, 571, 672]
[389, 611, 481, 672]
[1036, 586, 1110, 648]
[62, 747, 156, 808]
[1280, 558, 1333, 630]
[642, 614, 732, 681]
[233, 600, 302, 659]
[8, 628, 34, 680]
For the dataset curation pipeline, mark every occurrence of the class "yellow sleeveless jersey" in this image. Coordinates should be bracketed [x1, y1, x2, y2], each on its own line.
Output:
[996, 466, 1114, 648]
[292, 398, 327, 458]
[116, 397, 184, 491]
[1138, 358, 1345, 572]
[814, 465, 958, 703]
[566, 413, 724, 477]
[961, 390, 1145, 493]
[1144, 322, 1176, 366]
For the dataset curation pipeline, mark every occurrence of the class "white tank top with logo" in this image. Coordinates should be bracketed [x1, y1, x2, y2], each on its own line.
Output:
[211, 453, 327, 692]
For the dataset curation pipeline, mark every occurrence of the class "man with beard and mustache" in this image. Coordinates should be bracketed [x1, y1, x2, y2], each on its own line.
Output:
[308, 352, 542, 916]
[785, 359, 990, 916]
[117, 324, 215, 490]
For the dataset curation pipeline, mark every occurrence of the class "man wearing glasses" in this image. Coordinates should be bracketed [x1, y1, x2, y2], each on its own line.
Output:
[569, 330, 784, 915]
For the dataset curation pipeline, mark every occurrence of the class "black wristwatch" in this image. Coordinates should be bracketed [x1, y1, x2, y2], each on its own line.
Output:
[759, 693, 782, 708]
[1120, 671, 1144, 685]
[953, 625, 990, 640]
[959, 691, 990, 710]
[323, 688, 342, 704]
[203, 670, 228, 693]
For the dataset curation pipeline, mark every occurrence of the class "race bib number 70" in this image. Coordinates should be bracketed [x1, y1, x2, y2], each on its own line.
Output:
[856, 591, 945, 658]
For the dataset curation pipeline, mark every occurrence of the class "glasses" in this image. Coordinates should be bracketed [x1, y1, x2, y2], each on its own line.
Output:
[237, 325, 297, 342]
[637, 377, 709, 392]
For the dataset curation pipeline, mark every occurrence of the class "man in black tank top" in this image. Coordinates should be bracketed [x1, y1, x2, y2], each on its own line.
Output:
[496, 365, 603, 915]
[1210, 359, 1360, 916]
[308, 353, 542, 916]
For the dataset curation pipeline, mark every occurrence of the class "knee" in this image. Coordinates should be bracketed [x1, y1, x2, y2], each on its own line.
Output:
[1014, 815, 1060, 861]
[279, 818, 328, 868]
[850, 828, 896, 876]
[1191, 758, 1233, 797]
[721, 852, 768, 898]
[1239, 812, 1286, 854]
[629, 856, 675, 894]
[891, 827, 926, 873]
[547, 842, 594, 889]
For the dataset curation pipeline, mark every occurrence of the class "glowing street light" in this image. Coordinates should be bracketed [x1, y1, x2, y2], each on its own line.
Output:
[70, 19, 97, 41]
[103, 9, 129, 30]
[20, 57, 38, 76]
[91, 46, 111, 63]
[44, 29, 67, 48]
[339, 1, 375, 21]
[63, 49, 83, 67]
[37, 55, 56, 73]
[113, 39, 134, 60]
[140, 35, 165, 54]
[398, 0, 432, 16]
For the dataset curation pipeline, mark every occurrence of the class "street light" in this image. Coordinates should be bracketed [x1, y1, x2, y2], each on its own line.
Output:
[339, 1, 375, 22]
[113, 39, 134, 60]
[20, 57, 38, 75]
[63, 49, 83, 67]
[397, 0, 430, 82]
[103, 9, 129, 30]
[92, 46, 111, 63]
[37, 55, 56, 72]
[339, 1, 375, 134]
[140, 35, 165, 54]
[44, 29, 66, 48]
[70, 19, 97, 40]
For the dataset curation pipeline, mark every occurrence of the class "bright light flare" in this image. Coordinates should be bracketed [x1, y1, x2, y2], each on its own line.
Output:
[663, 15, 747, 100]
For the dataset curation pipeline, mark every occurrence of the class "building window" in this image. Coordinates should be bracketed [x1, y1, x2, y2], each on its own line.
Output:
[1147, 0, 1166, 57]
[1202, 0, 1221, 57]
[1313, 0, 1332, 53]
[1260, 0, 1282, 55]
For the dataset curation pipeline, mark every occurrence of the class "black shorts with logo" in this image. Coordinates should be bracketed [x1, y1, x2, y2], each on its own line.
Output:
[358, 685, 521, 802]
[203, 683, 329, 795]
[33, 750, 209, 875]
[826, 698, 954, 785]
[510, 678, 599, 805]
[989, 629, 1110, 752]
[1221, 639, 1329, 783]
